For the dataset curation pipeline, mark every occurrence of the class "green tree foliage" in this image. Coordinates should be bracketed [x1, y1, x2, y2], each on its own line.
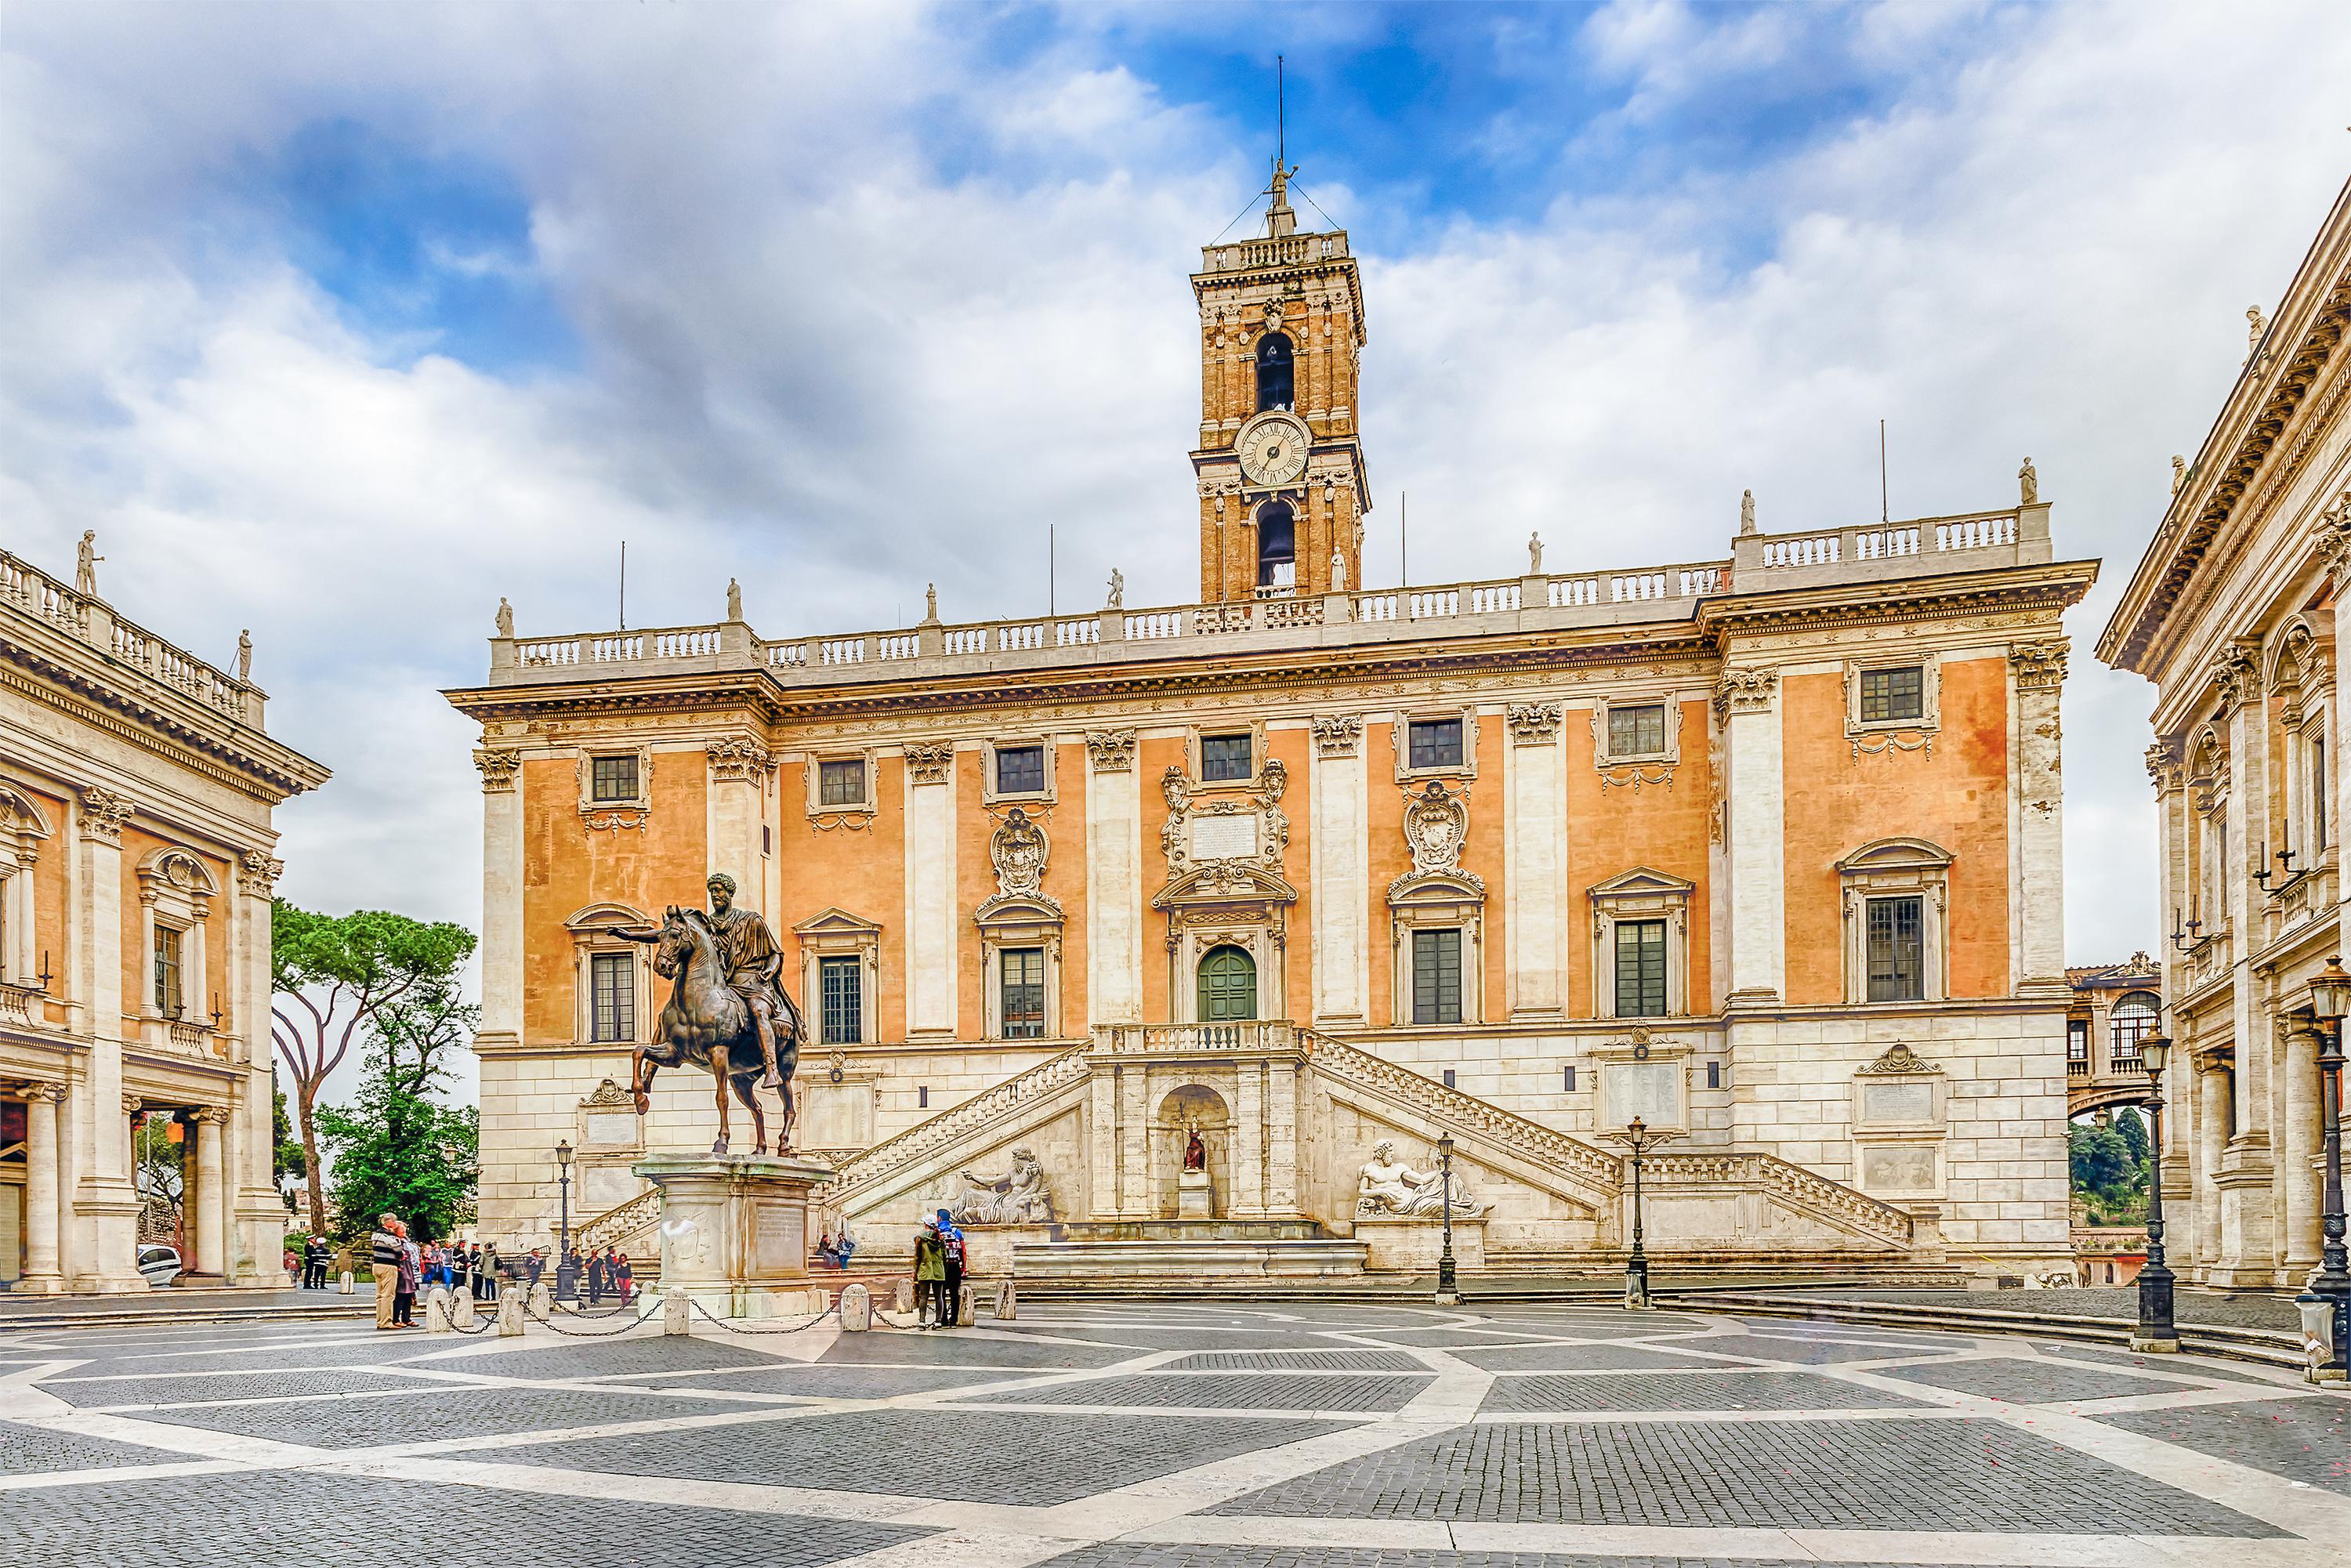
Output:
[315, 1054, 479, 1244]
[271, 1074, 306, 1211]
[2069, 1114, 2154, 1223]
[2114, 1105, 2151, 1169]
[269, 903, 474, 1233]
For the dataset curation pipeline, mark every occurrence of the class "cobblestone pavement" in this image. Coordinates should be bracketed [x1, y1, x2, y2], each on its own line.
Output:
[2, 1302, 2346, 1568]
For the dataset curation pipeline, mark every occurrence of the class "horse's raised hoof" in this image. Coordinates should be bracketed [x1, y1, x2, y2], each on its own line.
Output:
[711, 1138, 729, 1156]
[632, 1092, 650, 1116]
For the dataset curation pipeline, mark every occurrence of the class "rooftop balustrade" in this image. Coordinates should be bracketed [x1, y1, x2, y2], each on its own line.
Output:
[1, 549, 259, 725]
[486, 503, 2048, 690]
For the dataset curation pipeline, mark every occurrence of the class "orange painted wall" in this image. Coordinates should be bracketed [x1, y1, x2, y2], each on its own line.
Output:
[773, 755, 909, 1042]
[1562, 697, 1716, 1018]
[1780, 659, 2012, 1004]
[520, 754, 708, 1045]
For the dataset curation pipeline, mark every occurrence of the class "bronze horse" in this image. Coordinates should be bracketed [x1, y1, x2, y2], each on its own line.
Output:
[628, 907, 802, 1156]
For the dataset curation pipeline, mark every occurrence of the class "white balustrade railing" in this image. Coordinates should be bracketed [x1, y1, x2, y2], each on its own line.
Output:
[1855, 526, 1921, 559]
[1551, 578, 1599, 607]
[1936, 512, 2016, 550]
[1761, 532, 1840, 568]
[2, 550, 249, 716]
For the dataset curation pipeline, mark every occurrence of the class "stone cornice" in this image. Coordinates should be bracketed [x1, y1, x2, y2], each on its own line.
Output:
[2099, 176, 2351, 674]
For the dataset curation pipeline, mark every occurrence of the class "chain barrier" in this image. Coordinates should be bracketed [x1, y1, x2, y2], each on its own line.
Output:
[523, 1299, 664, 1338]
[552, 1295, 642, 1320]
[684, 1295, 839, 1335]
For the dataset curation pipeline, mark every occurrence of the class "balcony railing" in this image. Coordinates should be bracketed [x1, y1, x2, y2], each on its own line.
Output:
[1, 550, 256, 722]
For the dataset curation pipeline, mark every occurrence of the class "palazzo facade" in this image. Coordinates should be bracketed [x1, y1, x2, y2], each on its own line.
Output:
[0, 545, 327, 1291]
[452, 179, 2094, 1281]
[2099, 176, 2351, 1292]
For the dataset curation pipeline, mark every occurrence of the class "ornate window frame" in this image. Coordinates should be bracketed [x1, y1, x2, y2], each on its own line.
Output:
[577, 745, 653, 829]
[792, 908, 882, 1046]
[1186, 720, 1270, 791]
[804, 749, 878, 824]
[1393, 705, 1479, 783]
[1836, 838, 1953, 1005]
[1388, 881, 1483, 1027]
[1592, 696, 1682, 770]
[0, 778, 53, 987]
[565, 903, 654, 1047]
[2270, 617, 2335, 865]
[134, 846, 216, 1025]
[1849, 1043, 1947, 1201]
[982, 736, 1057, 806]
[1587, 867, 1694, 1019]
[1846, 658, 1940, 733]
[976, 900, 1064, 1041]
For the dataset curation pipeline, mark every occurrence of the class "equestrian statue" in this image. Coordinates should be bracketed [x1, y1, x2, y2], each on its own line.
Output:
[620, 872, 805, 1157]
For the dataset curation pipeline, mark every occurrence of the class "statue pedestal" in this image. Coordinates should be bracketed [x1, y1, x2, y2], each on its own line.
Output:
[1178, 1168, 1214, 1219]
[634, 1153, 834, 1319]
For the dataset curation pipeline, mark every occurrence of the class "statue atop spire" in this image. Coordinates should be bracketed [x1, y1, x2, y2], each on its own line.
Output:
[1266, 155, 1299, 238]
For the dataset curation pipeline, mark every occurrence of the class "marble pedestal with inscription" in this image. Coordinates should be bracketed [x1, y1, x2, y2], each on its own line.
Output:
[1177, 1168, 1214, 1219]
[634, 1154, 833, 1319]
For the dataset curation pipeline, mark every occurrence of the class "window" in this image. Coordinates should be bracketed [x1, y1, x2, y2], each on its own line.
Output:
[153, 925, 183, 1017]
[1255, 332, 1294, 411]
[819, 955, 862, 1045]
[1865, 896, 1925, 1001]
[1706, 1060, 1722, 1089]
[2067, 1019, 2090, 1062]
[1563, 1065, 1576, 1092]
[1201, 733, 1254, 782]
[2316, 735, 2329, 851]
[999, 947, 1045, 1040]
[589, 952, 636, 1043]
[1443, 1069, 1456, 1088]
[590, 754, 640, 802]
[1411, 929, 1462, 1024]
[1407, 717, 1465, 770]
[1859, 666, 1925, 723]
[1255, 500, 1295, 590]
[1197, 945, 1258, 1022]
[818, 759, 866, 807]
[994, 744, 1045, 796]
[2110, 991, 2157, 1063]
[1613, 919, 1667, 1018]
[1607, 704, 1667, 758]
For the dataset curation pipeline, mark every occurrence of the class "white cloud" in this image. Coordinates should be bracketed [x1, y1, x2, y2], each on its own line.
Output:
[4, 0, 2347, 1117]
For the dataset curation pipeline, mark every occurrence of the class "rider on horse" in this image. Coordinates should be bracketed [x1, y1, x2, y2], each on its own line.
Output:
[625, 871, 797, 1090]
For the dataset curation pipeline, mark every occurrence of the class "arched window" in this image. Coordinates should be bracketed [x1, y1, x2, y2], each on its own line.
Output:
[1255, 500, 1295, 591]
[1255, 333, 1295, 412]
[2110, 991, 2158, 1060]
[1197, 945, 1258, 1022]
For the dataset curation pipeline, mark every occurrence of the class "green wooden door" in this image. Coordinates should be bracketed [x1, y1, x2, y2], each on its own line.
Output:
[1196, 946, 1258, 1022]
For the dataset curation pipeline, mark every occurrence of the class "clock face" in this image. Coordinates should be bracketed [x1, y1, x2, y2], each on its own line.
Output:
[1236, 413, 1310, 487]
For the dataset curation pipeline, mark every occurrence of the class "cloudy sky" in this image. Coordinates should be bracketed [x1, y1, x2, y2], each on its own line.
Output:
[5, 2, 2349, 1101]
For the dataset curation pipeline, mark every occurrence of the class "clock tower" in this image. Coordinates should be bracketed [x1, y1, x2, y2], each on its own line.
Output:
[1191, 160, 1370, 605]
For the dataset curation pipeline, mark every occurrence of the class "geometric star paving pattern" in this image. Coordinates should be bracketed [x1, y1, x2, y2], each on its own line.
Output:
[2, 1301, 2347, 1568]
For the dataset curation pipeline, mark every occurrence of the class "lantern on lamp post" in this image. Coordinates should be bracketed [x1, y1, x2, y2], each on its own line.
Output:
[1435, 1134, 1459, 1305]
[553, 1139, 578, 1304]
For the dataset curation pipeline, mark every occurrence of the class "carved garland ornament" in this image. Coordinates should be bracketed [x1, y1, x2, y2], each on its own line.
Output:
[904, 742, 956, 786]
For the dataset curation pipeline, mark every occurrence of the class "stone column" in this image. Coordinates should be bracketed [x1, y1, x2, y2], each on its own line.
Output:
[2284, 1018, 2325, 1277]
[2009, 642, 2070, 994]
[904, 742, 959, 1037]
[1714, 668, 1783, 1004]
[193, 1106, 226, 1276]
[75, 786, 143, 1291]
[234, 851, 285, 1284]
[1504, 702, 1567, 1018]
[1309, 715, 1368, 1023]
[473, 749, 523, 1050]
[2197, 1051, 2233, 1272]
[1085, 731, 1143, 1024]
[16, 1085, 63, 1292]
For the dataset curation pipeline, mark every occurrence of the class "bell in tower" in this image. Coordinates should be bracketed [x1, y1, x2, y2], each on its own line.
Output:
[1190, 158, 1370, 605]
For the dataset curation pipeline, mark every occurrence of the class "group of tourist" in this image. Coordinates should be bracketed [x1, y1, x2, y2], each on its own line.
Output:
[581, 1246, 635, 1304]
[813, 1224, 858, 1268]
[911, 1208, 965, 1328]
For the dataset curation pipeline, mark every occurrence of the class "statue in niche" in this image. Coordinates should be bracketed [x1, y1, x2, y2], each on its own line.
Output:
[949, 1146, 1055, 1225]
[1329, 548, 1346, 591]
[1183, 1125, 1208, 1171]
[1355, 1138, 1483, 1219]
[495, 596, 515, 638]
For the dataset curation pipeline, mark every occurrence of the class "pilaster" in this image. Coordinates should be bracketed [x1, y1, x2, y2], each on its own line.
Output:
[1503, 701, 1567, 1018]
[1085, 730, 1142, 1025]
[2282, 1016, 2324, 1276]
[2009, 640, 2069, 995]
[474, 748, 523, 1049]
[73, 786, 141, 1291]
[904, 741, 958, 1037]
[1309, 715, 1368, 1023]
[1714, 668, 1783, 1004]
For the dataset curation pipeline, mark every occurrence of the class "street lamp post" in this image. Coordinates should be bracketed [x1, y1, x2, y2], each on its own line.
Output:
[1603, 1117, 1678, 1310]
[2132, 1031, 2177, 1353]
[1435, 1134, 1459, 1306]
[2305, 956, 2351, 1378]
[553, 1139, 577, 1304]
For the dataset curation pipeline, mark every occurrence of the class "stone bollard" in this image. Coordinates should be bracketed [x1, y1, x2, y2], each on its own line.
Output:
[956, 1282, 976, 1327]
[891, 1277, 913, 1314]
[452, 1289, 478, 1330]
[339, 1269, 355, 1295]
[664, 1293, 692, 1336]
[839, 1282, 871, 1332]
[993, 1278, 1016, 1321]
[2300, 1295, 2346, 1383]
[529, 1281, 552, 1318]
[425, 1287, 454, 1334]
[497, 1289, 527, 1337]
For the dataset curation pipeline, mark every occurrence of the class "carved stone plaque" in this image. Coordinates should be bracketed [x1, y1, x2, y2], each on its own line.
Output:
[584, 1111, 638, 1149]
[1860, 1144, 1937, 1193]
[1191, 815, 1258, 861]
[1860, 1081, 1936, 1126]
[1604, 1061, 1679, 1127]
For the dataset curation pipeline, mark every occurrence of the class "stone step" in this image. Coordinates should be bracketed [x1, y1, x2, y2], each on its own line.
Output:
[1052, 1218, 1334, 1244]
[1012, 1237, 1368, 1281]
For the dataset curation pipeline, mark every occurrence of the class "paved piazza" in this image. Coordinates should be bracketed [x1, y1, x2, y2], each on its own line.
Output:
[2, 1303, 2346, 1567]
